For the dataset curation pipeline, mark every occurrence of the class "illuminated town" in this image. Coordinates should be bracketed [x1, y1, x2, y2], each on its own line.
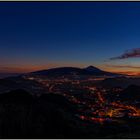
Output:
[23, 73, 140, 125]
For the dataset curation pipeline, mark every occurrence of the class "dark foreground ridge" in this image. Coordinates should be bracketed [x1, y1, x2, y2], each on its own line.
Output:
[0, 89, 76, 138]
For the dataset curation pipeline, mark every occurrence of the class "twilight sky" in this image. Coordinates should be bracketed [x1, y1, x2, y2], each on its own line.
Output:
[0, 2, 140, 75]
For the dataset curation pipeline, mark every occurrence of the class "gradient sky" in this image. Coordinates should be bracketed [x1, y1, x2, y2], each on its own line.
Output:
[1, 2, 140, 75]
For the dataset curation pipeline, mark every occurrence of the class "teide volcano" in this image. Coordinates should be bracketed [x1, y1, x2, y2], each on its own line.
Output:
[29, 66, 121, 77]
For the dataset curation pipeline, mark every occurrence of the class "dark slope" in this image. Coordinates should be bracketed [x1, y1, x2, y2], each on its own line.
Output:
[0, 89, 79, 138]
[119, 85, 140, 102]
[101, 77, 140, 88]
[0, 89, 33, 104]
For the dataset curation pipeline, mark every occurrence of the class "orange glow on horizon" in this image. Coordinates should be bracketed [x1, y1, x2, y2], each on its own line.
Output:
[0, 64, 140, 76]
[0, 65, 50, 73]
[99, 65, 140, 76]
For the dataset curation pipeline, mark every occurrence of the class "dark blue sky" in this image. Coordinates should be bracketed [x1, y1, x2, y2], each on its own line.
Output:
[0, 2, 140, 74]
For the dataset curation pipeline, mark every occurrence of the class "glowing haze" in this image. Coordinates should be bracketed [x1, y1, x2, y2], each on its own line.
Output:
[0, 2, 140, 76]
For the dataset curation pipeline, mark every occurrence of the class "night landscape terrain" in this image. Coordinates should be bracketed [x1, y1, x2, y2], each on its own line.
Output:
[1, 1, 140, 138]
[1, 66, 140, 138]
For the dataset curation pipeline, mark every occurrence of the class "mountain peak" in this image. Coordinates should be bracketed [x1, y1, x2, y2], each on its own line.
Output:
[84, 65, 101, 71]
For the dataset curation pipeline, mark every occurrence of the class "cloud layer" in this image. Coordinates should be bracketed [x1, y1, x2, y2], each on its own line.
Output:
[110, 48, 140, 60]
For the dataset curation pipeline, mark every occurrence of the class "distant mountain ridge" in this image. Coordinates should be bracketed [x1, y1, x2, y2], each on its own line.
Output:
[29, 65, 121, 77]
